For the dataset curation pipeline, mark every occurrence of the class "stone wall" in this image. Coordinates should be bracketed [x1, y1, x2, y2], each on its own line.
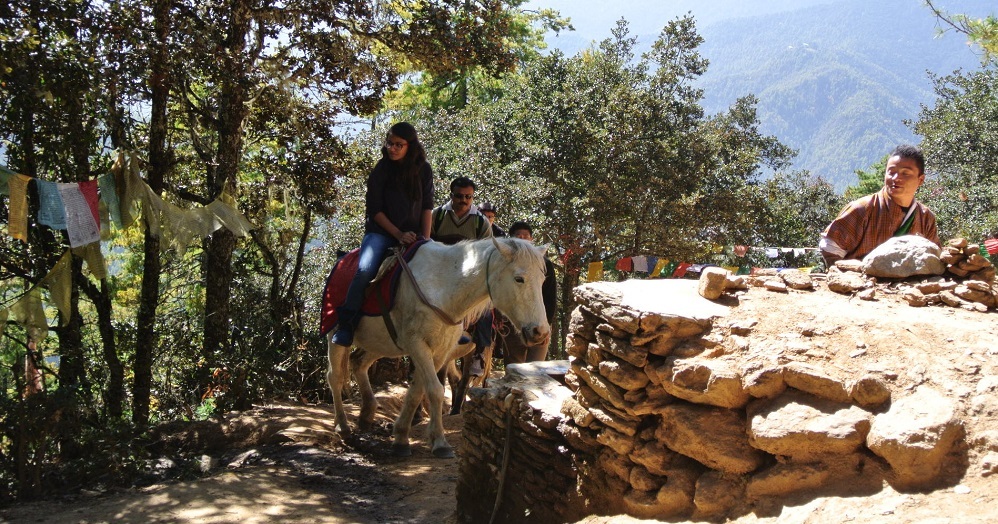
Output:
[456, 279, 967, 523]
[456, 361, 585, 523]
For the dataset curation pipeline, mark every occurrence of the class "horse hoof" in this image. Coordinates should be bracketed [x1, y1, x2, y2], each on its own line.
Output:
[432, 446, 455, 459]
[392, 443, 412, 457]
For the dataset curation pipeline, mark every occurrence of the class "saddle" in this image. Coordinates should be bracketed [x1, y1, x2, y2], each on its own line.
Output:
[319, 240, 428, 336]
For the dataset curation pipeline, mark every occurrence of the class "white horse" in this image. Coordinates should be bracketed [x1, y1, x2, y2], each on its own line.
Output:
[327, 237, 551, 458]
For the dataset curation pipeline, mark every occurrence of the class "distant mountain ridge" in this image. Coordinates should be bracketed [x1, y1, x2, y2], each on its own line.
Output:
[536, 0, 992, 191]
[687, 0, 990, 189]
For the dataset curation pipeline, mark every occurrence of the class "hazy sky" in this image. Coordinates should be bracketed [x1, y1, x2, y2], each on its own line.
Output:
[526, 0, 995, 52]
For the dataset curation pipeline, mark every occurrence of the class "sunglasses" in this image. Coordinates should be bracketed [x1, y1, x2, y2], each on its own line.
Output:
[451, 193, 474, 200]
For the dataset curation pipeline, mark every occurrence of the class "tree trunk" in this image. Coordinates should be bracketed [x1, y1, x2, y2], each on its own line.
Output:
[201, 1, 252, 385]
[133, 0, 171, 427]
[57, 257, 86, 460]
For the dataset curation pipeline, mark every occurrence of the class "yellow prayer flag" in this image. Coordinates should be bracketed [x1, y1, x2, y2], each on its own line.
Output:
[721, 266, 738, 274]
[8, 174, 31, 242]
[650, 258, 669, 278]
[12, 287, 48, 342]
[72, 243, 107, 280]
[587, 261, 603, 283]
[40, 251, 72, 326]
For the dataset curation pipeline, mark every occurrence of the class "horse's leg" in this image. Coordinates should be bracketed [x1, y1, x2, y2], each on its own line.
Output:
[351, 349, 381, 430]
[391, 375, 425, 457]
[444, 359, 461, 407]
[503, 332, 528, 368]
[407, 347, 453, 458]
[326, 335, 352, 436]
[449, 356, 473, 415]
[475, 343, 494, 388]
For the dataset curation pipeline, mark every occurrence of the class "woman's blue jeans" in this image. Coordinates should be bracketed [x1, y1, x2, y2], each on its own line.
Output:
[339, 231, 399, 321]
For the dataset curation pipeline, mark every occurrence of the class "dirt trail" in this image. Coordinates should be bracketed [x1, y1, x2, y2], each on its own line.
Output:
[4, 282, 998, 523]
[1, 391, 466, 524]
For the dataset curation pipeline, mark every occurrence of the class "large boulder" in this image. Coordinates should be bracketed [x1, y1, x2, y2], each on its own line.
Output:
[747, 391, 872, 461]
[866, 386, 965, 490]
[647, 356, 750, 409]
[862, 235, 946, 278]
[656, 404, 767, 475]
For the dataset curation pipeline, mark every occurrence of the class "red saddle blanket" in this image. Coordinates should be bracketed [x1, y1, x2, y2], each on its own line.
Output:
[319, 240, 427, 336]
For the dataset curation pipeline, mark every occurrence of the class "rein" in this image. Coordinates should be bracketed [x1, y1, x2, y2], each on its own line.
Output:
[396, 246, 462, 327]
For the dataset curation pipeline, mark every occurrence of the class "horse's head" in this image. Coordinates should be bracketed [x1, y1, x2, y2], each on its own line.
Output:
[488, 237, 551, 348]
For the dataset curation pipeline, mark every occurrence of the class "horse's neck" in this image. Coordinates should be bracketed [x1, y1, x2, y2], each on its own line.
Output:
[411, 242, 490, 319]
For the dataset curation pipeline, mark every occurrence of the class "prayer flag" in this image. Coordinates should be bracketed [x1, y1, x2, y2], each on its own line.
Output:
[12, 287, 48, 342]
[36, 180, 68, 230]
[632, 255, 649, 273]
[650, 258, 668, 278]
[0, 165, 16, 196]
[98, 172, 123, 229]
[587, 261, 603, 283]
[8, 174, 31, 241]
[40, 251, 72, 326]
[58, 182, 101, 247]
[615, 257, 633, 272]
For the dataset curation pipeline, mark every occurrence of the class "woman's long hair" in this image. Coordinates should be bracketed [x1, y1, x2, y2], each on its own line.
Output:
[384, 122, 427, 202]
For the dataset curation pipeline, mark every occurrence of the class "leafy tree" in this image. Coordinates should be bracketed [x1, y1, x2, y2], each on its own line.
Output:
[387, 5, 572, 112]
[926, 0, 998, 61]
[758, 170, 843, 265]
[0, 0, 129, 496]
[843, 155, 887, 201]
[915, 67, 998, 241]
[413, 17, 794, 353]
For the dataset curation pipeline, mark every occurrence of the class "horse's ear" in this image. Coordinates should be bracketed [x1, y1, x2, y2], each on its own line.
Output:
[493, 236, 514, 259]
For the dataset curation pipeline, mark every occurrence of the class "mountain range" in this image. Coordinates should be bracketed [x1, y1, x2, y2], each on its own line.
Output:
[533, 0, 993, 190]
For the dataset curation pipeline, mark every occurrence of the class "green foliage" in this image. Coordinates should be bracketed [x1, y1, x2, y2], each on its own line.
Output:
[927, 0, 998, 62]
[915, 66, 998, 241]
[844, 155, 887, 201]
[758, 171, 843, 260]
[412, 17, 795, 281]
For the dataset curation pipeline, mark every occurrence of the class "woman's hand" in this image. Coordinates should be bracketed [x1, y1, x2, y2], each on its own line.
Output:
[400, 231, 417, 245]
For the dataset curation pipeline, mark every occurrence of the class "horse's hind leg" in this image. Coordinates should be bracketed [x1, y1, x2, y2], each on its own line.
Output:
[326, 335, 352, 436]
[351, 349, 381, 430]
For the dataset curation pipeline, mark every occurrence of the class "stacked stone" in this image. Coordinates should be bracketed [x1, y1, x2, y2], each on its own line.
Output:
[901, 237, 998, 311]
[941, 237, 995, 281]
[456, 363, 584, 524]
[703, 267, 814, 296]
[903, 277, 998, 311]
[552, 281, 965, 521]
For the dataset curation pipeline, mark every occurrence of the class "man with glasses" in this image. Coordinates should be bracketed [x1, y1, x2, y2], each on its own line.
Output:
[430, 176, 492, 244]
[431, 176, 493, 375]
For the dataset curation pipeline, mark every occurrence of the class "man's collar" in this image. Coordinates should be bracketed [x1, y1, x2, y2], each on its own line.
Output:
[441, 201, 481, 217]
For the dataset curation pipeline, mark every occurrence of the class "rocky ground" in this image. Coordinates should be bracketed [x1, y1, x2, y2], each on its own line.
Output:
[3, 274, 998, 523]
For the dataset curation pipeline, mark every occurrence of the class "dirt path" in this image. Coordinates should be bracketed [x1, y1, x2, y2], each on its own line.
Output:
[4, 281, 998, 523]
[1, 391, 466, 524]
